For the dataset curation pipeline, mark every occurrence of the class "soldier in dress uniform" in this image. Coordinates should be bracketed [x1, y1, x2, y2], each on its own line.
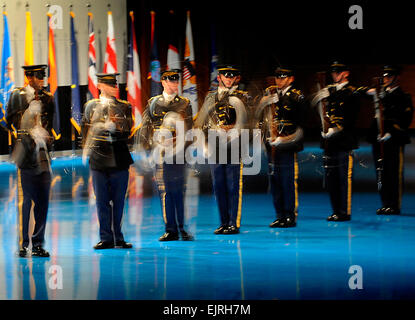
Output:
[367, 65, 413, 215]
[139, 69, 194, 241]
[312, 61, 364, 222]
[195, 64, 249, 235]
[82, 73, 134, 249]
[257, 66, 307, 228]
[6, 64, 54, 257]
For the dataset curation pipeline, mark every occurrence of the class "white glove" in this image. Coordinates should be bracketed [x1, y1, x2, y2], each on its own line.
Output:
[260, 93, 279, 106]
[30, 125, 49, 151]
[321, 127, 341, 139]
[366, 88, 376, 96]
[377, 132, 391, 142]
[104, 120, 116, 133]
[312, 87, 330, 106]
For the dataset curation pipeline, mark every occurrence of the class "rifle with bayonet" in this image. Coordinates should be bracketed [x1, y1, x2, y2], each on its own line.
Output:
[372, 76, 385, 191]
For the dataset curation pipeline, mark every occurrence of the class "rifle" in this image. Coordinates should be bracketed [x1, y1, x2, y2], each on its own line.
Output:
[316, 72, 330, 136]
[372, 77, 385, 191]
[316, 72, 330, 188]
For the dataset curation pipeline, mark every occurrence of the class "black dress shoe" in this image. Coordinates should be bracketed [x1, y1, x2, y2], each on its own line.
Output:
[115, 240, 133, 248]
[93, 241, 115, 249]
[384, 207, 400, 215]
[327, 213, 351, 222]
[18, 247, 29, 258]
[223, 225, 239, 234]
[376, 207, 387, 215]
[214, 225, 228, 234]
[180, 230, 194, 241]
[278, 217, 297, 228]
[269, 219, 283, 228]
[159, 232, 179, 241]
[32, 246, 50, 257]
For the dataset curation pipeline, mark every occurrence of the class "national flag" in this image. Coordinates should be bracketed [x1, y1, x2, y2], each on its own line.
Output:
[24, 11, 34, 66]
[103, 10, 117, 74]
[47, 12, 61, 140]
[0, 12, 14, 129]
[127, 11, 143, 135]
[103, 10, 118, 98]
[148, 11, 162, 97]
[87, 12, 98, 100]
[70, 11, 81, 135]
[182, 11, 198, 118]
[24, 10, 34, 86]
[209, 23, 219, 91]
[166, 10, 181, 94]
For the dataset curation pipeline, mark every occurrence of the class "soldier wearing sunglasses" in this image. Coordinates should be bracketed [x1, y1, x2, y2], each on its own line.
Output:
[139, 69, 194, 242]
[257, 66, 306, 228]
[195, 64, 249, 235]
[5, 65, 55, 258]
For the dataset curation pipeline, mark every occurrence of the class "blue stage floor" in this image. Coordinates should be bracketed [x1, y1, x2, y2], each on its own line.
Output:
[1, 149, 415, 300]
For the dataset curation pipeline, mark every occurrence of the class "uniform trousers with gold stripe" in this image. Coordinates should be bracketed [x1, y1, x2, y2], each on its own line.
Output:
[269, 151, 299, 221]
[154, 163, 186, 233]
[324, 150, 354, 216]
[17, 169, 51, 248]
[210, 163, 243, 228]
[372, 142, 405, 210]
[91, 168, 129, 243]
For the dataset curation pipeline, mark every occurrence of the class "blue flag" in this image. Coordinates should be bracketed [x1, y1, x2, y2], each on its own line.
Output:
[148, 11, 162, 97]
[0, 12, 14, 129]
[70, 12, 81, 135]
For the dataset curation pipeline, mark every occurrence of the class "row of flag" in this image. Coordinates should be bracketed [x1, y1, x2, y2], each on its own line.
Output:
[0, 8, 208, 147]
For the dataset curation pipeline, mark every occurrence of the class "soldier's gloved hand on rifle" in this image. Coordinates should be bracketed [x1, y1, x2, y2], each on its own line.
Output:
[377, 132, 391, 142]
[321, 127, 342, 139]
[104, 120, 116, 133]
[312, 87, 330, 106]
[30, 125, 50, 152]
[366, 88, 377, 96]
[261, 93, 279, 105]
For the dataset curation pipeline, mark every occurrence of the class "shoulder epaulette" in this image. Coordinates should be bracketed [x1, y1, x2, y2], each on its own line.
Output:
[116, 98, 130, 105]
[265, 85, 278, 93]
[178, 96, 190, 103]
[85, 98, 100, 105]
[290, 88, 303, 96]
[235, 89, 248, 95]
[148, 95, 162, 103]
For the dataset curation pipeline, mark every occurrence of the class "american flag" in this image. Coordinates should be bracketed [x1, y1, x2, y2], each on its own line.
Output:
[87, 12, 98, 99]
[127, 11, 142, 132]
[183, 59, 195, 80]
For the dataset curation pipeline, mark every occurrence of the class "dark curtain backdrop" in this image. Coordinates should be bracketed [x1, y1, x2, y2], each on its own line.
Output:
[1, 0, 414, 154]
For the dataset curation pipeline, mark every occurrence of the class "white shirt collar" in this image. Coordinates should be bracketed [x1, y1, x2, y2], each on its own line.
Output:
[279, 85, 292, 97]
[386, 85, 399, 93]
[218, 85, 238, 97]
[336, 81, 349, 91]
[100, 95, 115, 105]
[162, 91, 177, 103]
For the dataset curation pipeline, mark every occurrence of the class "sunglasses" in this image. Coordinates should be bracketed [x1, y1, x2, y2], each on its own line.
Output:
[26, 71, 45, 80]
[276, 74, 288, 79]
[163, 74, 180, 81]
[220, 71, 240, 78]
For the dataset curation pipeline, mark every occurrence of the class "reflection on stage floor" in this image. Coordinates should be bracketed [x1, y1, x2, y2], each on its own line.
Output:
[0, 149, 415, 300]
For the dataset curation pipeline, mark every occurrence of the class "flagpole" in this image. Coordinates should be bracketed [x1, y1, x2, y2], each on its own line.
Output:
[69, 4, 75, 156]
[45, 3, 56, 159]
[2, 4, 12, 156]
